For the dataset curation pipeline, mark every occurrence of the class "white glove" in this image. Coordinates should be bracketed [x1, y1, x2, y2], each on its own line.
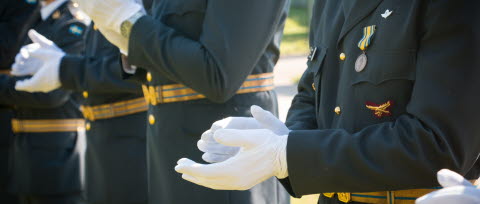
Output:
[73, 0, 142, 33]
[98, 27, 129, 55]
[175, 128, 289, 190]
[14, 30, 65, 93]
[11, 45, 44, 76]
[416, 169, 480, 204]
[198, 105, 290, 163]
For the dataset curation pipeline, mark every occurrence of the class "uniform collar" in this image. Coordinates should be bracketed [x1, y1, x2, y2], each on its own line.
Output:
[40, 0, 68, 21]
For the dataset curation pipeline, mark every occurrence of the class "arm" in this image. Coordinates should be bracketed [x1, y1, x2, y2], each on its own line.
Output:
[128, 0, 288, 103]
[60, 53, 142, 94]
[285, 68, 318, 130]
[0, 75, 70, 108]
[284, 0, 480, 196]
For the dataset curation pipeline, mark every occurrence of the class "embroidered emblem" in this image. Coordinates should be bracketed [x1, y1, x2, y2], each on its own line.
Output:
[69, 25, 84, 36]
[25, 0, 37, 4]
[366, 100, 393, 118]
[381, 9, 393, 19]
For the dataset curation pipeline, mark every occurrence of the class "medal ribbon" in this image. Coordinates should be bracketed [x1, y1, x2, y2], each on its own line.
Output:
[357, 25, 376, 51]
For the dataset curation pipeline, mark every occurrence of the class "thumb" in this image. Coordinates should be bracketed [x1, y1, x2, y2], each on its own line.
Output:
[214, 129, 268, 149]
[251, 105, 289, 135]
[437, 169, 473, 188]
[15, 78, 39, 92]
[28, 29, 53, 47]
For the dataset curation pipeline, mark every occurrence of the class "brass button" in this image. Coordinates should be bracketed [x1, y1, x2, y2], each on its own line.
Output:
[82, 91, 89, 98]
[85, 122, 91, 131]
[339, 53, 346, 61]
[149, 114, 155, 125]
[146, 72, 152, 82]
[334, 106, 341, 115]
[312, 83, 316, 91]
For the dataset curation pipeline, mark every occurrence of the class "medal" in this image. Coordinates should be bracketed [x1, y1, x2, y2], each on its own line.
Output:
[355, 53, 368, 72]
[355, 25, 376, 72]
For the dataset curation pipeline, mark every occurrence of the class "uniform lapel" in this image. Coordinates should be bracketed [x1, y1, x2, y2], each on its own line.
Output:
[337, 0, 383, 47]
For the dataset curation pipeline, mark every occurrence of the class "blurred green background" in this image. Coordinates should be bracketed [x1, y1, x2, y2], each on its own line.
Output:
[285, 2, 320, 203]
[280, 0, 313, 56]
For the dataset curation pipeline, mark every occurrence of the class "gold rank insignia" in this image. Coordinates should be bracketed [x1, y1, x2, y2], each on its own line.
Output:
[52, 11, 61, 19]
[366, 100, 393, 118]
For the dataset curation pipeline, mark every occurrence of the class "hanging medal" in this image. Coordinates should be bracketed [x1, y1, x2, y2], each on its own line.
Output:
[355, 25, 376, 72]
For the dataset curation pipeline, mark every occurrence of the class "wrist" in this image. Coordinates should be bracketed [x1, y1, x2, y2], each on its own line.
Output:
[120, 10, 145, 39]
[274, 135, 289, 179]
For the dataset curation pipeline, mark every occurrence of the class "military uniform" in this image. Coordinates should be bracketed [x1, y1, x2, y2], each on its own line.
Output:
[280, 0, 480, 203]
[59, 25, 148, 204]
[124, 0, 291, 203]
[0, 1, 87, 203]
[0, 0, 38, 203]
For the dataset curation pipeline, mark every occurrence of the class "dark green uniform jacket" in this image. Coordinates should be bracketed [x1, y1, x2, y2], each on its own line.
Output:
[125, 0, 291, 203]
[280, 0, 480, 202]
[0, 0, 38, 202]
[59, 25, 148, 204]
[0, 1, 86, 195]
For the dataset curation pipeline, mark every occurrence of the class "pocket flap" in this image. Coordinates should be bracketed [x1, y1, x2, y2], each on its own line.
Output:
[351, 50, 416, 85]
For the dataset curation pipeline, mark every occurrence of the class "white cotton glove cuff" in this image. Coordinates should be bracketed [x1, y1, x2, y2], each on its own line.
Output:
[274, 135, 289, 179]
[107, 3, 142, 33]
[75, 0, 142, 33]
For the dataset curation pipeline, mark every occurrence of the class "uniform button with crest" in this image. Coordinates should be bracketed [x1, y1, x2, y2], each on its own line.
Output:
[334, 106, 341, 115]
[83, 91, 89, 98]
[147, 72, 152, 82]
[149, 114, 155, 125]
[339, 53, 346, 61]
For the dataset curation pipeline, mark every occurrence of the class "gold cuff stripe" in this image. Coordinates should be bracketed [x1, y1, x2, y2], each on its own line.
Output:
[143, 73, 274, 104]
[12, 119, 85, 133]
[81, 97, 148, 121]
[323, 180, 477, 204]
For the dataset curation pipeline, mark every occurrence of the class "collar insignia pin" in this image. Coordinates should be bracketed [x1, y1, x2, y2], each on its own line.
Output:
[381, 9, 393, 19]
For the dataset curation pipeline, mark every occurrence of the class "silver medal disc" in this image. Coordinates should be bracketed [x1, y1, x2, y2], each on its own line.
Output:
[355, 53, 368, 72]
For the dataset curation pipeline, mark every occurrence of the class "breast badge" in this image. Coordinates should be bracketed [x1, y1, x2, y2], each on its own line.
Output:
[366, 100, 393, 118]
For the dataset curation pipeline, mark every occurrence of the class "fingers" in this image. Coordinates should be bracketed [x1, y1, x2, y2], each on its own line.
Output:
[202, 153, 232, 163]
[416, 186, 480, 204]
[28, 30, 53, 47]
[214, 129, 269, 149]
[250, 105, 289, 135]
[175, 158, 225, 178]
[437, 169, 473, 188]
[197, 139, 239, 155]
[15, 78, 39, 92]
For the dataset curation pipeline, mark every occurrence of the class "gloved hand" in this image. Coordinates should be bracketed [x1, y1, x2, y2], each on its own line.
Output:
[14, 30, 65, 93]
[416, 169, 480, 204]
[73, 0, 142, 33]
[198, 105, 290, 163]
[11, 44, 44, 76]
[175, 128, 289, 190]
